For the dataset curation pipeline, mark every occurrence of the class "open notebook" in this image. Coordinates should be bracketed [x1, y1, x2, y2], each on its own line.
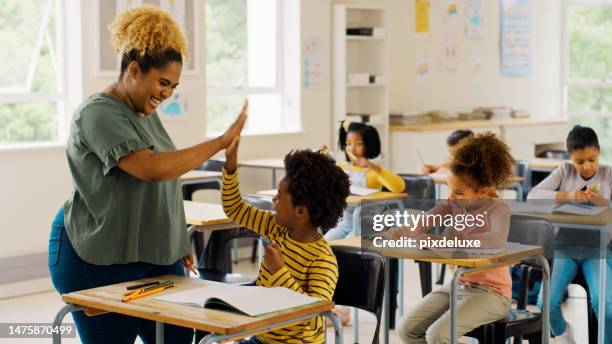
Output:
[154, 283, 320, 317]
[509, 201, 606, 216]
[350, 185, 378, 196]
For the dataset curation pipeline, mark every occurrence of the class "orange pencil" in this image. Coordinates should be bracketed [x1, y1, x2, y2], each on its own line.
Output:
[122, 285, 173, 302]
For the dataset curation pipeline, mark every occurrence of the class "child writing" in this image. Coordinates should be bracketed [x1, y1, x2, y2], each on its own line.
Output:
[323, 121, 405, 241]
[222, 136, 350, 344]
[528, 125, 612, 343]
[387, 133, 515, 343]
[419, 129, 474, 174]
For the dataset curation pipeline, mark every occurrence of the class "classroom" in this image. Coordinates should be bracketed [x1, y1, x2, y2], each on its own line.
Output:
[1, 0, 611, 343]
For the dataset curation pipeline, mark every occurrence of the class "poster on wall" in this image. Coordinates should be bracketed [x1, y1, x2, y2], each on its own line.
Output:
[465, 0, 483, 39]
[441, 2, 460, 72]
[158, 92, 188, 120]
[500, 0, 531, 76]
[416, 52, 431, 84]
[303, 36, 324, 89]
[97, 0, 196, 75]
[415, 0, 430, 33]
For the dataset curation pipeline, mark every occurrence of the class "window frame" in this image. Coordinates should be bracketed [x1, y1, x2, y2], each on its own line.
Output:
[205, 0, 294, 137]
[0, 0, 69, 148]
[562, 0, 612, 118]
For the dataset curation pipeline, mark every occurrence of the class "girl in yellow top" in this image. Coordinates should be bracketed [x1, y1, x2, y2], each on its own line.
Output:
[324, 121, 405, 241]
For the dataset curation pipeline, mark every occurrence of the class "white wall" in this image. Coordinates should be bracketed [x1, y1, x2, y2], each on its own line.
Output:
[336, 0, 562, 118]
[0, 0, 331, 259]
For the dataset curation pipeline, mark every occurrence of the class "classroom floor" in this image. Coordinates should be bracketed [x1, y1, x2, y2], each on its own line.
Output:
[0, 258, 589, 344]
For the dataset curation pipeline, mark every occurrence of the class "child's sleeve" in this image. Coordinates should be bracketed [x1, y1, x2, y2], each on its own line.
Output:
[222, 168, 279, 237]
[375, 167, 406, 193]
[452, 203, 511, 249]
[527, 164, 567, 200]
[263, 253, 338, 301]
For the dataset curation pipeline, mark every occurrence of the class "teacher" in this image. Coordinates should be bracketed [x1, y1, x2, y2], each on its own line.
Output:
[48, 6, 245, 344]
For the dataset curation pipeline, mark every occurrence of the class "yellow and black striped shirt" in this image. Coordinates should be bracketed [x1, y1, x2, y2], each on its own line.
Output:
[222, 169, 339, 344]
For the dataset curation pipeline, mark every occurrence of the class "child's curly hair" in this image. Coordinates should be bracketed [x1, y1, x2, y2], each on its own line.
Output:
[284, 149, 351, 230]
[109, 6, 188, 77]
[450, 132, 515, 190]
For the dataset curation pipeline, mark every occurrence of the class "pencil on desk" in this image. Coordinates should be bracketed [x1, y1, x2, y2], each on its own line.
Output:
[188, 264, 198, 276]
[122, 284, 173, 302]
[123, 280, 174, 297]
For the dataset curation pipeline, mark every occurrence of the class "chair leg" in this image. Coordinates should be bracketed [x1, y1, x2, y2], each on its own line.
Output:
[251, 240, 258, 263]
[436, 263, 446, 285]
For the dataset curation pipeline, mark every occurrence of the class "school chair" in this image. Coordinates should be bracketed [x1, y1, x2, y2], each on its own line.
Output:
[512, 160, 532, 200]
[182, 159, 225, 200]
[465, 214, 555, 344]
[331, 245, 386, 344]
[398, 174, 438, 310]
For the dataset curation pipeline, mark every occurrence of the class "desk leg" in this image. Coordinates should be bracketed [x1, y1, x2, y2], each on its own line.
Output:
[382, 256, 390, 344]
[271, 169, 277, 189]
[399, 259, 404, 317]
[536, 254, 550, 344]
[156, 322, 164, 344]
[450, 267, 464, 344]
[597, 226, 609, 344]
[324, 310, 345, 343]
[52, 304, 84, 344]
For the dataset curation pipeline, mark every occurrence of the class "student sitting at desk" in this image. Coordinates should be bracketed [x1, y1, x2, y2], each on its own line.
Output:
[222, 139, 350, 344]
[386, 133, 515, 344]
[323, 121, 405, 241]
[528, 125, 612, 344]
[419, 129, 474, 174]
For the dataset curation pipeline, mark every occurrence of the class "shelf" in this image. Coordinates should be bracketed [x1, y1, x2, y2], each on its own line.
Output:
[347, 82, 387, 88]
[346, 35, 385, 41]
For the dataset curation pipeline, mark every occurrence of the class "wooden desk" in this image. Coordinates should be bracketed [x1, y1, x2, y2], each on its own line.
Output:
[346, 191, 407, 206]
[238, 159, 285, 188]
[180, 170, 223, 182]
[514, 207, 611, 344]
[331, 236, 550, 344]
[53, 275, 343, 344]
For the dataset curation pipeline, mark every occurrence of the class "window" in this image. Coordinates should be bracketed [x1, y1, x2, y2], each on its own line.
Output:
[563, 0, 612, 161]
[205, 0, 300, 136]
[0, 0, 66, 146]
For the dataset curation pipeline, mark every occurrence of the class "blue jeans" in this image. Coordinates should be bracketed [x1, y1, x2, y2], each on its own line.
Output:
[48, 207, 193, 344]
[538, 251, 612, 341]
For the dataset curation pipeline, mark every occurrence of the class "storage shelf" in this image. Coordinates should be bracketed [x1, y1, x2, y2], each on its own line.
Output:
[346, 35, 385, 41]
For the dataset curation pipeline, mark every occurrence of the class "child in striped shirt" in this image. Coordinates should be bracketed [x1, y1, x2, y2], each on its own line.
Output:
[222, 138, 350, 344]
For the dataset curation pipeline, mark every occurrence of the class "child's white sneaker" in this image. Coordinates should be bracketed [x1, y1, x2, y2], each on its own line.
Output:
[552, 322, 576, 344]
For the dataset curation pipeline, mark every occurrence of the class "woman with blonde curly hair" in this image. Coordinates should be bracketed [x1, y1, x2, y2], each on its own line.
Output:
[48, 6, 245, 343]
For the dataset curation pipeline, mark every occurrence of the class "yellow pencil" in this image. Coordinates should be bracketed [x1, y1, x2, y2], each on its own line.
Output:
[122, 285, 173, 302]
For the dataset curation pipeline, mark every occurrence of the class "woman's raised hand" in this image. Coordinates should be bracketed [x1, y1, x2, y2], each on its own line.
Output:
[219, 100, 248, 149]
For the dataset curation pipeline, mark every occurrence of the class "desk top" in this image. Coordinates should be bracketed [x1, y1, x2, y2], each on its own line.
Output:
[346, 192, 408, 205]
[330, 236, 542, 268]
[256, 190, 407, 206]
[239, 159, 285, 169]
[428, 173, 524, 185]
[516, 207, 612, 226]
[529, 158, 567, 170]
[184, 201, 236, 227]
[62, 275, 333, 337]
[180, 170, 223, 182]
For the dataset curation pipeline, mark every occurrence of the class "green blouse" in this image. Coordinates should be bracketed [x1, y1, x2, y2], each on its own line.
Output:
[63, 93, 190, 265]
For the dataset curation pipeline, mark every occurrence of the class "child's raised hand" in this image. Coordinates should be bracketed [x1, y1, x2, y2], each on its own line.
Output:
[263, 240, 285, 274]
[224, 137, 240, 174]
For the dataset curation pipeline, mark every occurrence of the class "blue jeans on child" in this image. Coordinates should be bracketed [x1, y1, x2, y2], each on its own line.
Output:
[538, 251, 612, 341]
[48, 207, 194, 344]
[324, 207, 356, 241]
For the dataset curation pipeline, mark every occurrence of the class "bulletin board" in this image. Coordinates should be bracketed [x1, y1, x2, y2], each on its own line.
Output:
[95, 0, 197, 76]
